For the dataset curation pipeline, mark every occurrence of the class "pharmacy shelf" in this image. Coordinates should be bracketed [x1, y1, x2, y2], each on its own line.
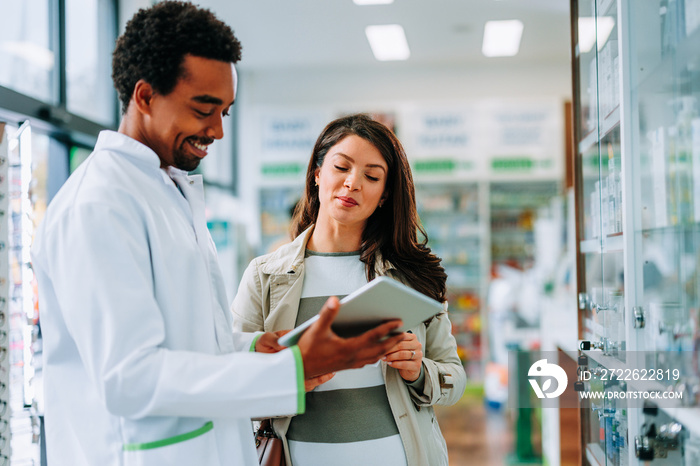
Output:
[578, 106, 620, 154]
[580, 233, 624, 254]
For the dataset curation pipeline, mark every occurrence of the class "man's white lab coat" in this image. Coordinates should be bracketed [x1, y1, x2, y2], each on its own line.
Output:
[31, 131, 304, 465]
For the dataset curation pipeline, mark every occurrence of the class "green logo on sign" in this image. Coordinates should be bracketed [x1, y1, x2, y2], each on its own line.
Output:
[491, 157, 534, 171]
[262, 163, 304, 176]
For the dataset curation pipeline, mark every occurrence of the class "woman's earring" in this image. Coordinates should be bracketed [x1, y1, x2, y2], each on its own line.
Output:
[315, 181, 319, 187]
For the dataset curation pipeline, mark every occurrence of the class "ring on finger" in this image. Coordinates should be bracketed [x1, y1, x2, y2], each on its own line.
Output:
[410, 350, 416, 360]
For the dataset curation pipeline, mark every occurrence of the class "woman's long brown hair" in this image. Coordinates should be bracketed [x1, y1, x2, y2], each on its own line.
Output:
[291, 114, 447, 303]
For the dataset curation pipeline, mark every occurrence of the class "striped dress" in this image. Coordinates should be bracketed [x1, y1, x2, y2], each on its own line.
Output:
[287, 250, 408, 466]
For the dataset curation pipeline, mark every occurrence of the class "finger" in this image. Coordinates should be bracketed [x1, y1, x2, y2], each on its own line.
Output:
[386, 360, 422, 370]
[351, 333, 405, 366]
[256, 333, 284, 352]
[356, 319, 403, 344]
[304, 372, 336, 392]
[384, 349, 422, 362]
[385, 340, 423, 357]
[385, 340, 421, 354]
[312, 296, 341, 333]
[312, 372, 336, 384]
[274, 329, 291, 337]
[266, 335, 286, 351]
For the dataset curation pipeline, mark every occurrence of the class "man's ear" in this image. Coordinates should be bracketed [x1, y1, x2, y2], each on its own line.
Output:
[132, 79, 155, 115]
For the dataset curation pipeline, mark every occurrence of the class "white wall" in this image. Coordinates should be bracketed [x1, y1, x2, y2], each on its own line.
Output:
[239, 61, 571, 105]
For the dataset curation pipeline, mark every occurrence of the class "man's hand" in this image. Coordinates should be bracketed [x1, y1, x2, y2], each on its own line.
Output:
[254, 330, 290, 353]
[297, 296, 404, 379]
[382, 332, 423, 382]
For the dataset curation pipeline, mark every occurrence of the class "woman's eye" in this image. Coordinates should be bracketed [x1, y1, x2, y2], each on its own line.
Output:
[366, 175, 379, 182]
[334, 165, 348, 171]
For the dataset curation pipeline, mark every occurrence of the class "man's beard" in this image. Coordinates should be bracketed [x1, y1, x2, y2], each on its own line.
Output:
[173, 136, 212, 171]
[173, 149, 201, 172]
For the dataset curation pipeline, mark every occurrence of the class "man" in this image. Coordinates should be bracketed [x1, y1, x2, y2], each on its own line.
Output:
[30, 2, 403, 465]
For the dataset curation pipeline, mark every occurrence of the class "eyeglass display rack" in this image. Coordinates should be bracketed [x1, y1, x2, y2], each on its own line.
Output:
[570, 0, 700, 464]
[0, 121, 43, 465]
[0, 123, 9, 464]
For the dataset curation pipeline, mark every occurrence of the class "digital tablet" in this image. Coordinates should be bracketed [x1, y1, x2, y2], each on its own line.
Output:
[278, 276, 443, 347]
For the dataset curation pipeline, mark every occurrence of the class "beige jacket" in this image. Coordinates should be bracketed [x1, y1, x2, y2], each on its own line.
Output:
[231, 226, 467, 466]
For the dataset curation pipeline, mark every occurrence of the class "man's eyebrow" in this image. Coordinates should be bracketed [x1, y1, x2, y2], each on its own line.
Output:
[192, 95, 224, 105]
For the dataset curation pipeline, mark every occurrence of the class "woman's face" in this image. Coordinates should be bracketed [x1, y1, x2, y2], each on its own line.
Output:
[315, 134, 388, 231]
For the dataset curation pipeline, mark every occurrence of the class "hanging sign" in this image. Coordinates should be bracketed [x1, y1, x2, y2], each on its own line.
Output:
[260, 110, 329, 159]
[401, 108, 474, 156]
[478, 100, 563, 178]
[258, 109, 331, 179]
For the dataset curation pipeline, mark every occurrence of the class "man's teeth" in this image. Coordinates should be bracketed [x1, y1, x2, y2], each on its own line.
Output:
[191, 141, 207, 151]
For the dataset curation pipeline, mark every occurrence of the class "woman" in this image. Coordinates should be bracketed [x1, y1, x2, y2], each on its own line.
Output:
[231, 114, 466, 466]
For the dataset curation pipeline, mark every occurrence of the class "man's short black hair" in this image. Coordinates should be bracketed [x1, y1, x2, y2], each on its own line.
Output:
[112, 1, 242, 114]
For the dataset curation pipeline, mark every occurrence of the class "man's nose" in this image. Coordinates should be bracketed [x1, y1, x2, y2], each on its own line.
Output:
[206, 114, 224, 140]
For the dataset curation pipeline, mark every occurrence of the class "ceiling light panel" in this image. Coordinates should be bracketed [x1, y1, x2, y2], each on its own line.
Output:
[354, 0, 394, 4]
[482, 20, 524, 57]
[578, 16, 615, 53]
[365, 24, 410, 61]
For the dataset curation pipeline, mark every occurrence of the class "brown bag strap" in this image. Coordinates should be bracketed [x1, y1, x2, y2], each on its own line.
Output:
[256, 419, 276, 438]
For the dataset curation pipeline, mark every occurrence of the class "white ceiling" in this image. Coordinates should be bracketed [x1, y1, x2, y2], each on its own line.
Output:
[202, 0, 572, 72]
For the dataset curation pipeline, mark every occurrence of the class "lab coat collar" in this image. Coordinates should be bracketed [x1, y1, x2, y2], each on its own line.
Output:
[94, 131, 203, 188]
[95, 130, 162, 172]
[165, 166, 203, 189]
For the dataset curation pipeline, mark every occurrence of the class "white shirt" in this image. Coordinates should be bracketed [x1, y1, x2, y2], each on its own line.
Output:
[288, 251, 408, 466]
[31, 130, 304, 466]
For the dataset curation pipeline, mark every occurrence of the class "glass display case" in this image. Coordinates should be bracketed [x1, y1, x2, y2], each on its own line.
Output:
[572, 0, 700, 464]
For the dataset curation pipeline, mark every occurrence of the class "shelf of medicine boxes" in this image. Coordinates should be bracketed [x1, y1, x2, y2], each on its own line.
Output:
[489, 181, 560, 268]
[577, 1, 621, 155]
[489, 209, 536, 268]
[579, 233, 624, 254]
[415, 184, 483, 287]
[415, 184, 484, 366]
[259, 186, 301, 254]
[578, 106, 621, 155]
[635, 15, 700, 98]
[581, 348, 700, 436]
[576, 223, 700, 255]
